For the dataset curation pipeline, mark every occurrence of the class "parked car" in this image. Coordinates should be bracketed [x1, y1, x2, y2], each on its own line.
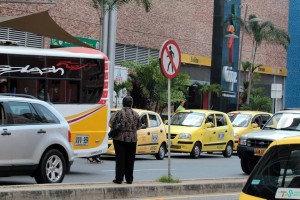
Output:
[228, 111, 272, 150]
[237, 109, 300, 174]
[168, 109, 234, 158]
[0, 94, 74, 184]
[106, 108, 167, 160]
[239, 135, 300, 200]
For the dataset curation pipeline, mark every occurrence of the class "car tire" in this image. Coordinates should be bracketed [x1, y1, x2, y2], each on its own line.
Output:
[241, 158, 257, 175]
[155, 143, 166, 160]
[34, 149, 66, 184]
[222, 142, 233, 158]
[190, 142, 201, 159]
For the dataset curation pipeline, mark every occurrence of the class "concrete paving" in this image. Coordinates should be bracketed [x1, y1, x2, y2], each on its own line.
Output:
[0, 178, 247, 200]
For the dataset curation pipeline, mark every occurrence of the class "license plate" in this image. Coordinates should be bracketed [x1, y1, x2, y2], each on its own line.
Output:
[254, 148, 266, 156]
[75, 135, 89, 146]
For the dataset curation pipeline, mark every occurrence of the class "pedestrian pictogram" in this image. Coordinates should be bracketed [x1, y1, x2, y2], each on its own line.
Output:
[159, 40, 181, 79]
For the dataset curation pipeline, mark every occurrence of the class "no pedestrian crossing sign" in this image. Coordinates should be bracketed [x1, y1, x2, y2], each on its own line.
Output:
[159, 40, 181, 79]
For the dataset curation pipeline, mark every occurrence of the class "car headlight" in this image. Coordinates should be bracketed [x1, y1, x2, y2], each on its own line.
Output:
[178, 133, 191, 139]
[239, 138, 247, 146]
[234, 133, 239, 139]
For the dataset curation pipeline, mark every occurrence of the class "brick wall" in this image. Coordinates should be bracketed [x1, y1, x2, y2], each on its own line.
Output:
[0, 0, 289, 68]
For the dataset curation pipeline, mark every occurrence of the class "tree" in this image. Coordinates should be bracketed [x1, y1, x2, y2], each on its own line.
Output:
[225, 14, 290, 105]
[114, 80, 132, 108]
[121, 58, 190, 113]
[244, 14, 290, 105]
[240, 88, 272, 112]
[92, 0, 152, 12]
[192, 83, 222, 109]
[91, 0, 152, 50]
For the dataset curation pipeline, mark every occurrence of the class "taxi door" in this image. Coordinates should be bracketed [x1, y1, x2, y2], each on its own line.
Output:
[136, 113, 151, 154]
[211, 113, 229, 151]
[202, 114, 216, 152]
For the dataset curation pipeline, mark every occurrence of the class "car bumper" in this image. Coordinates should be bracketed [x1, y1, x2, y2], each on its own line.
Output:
[237, 145, 263, 160]
[170, 141, 194, 152]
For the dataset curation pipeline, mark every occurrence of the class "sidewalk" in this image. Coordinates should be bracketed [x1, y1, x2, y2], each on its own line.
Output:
[0, 178, 247, 200]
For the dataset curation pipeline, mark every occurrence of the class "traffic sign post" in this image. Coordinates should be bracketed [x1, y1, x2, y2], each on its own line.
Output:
[159, 40, 181, 178]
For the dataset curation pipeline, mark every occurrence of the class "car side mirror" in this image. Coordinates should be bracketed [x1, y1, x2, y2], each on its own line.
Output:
[164, 120, 168, 125]
[252, 123, 259, 128]
[142, 124, 147, 129]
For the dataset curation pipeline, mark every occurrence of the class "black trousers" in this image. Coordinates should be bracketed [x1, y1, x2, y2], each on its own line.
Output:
[113, 139, 137, 183]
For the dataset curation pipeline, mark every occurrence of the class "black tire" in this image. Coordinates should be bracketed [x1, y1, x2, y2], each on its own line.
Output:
[34, 149, 66, 184]
[222, 142, 233, 158]
[190, 142, 201, 159]
[241, 158, 257, 175]
[155, 143, 166, 160]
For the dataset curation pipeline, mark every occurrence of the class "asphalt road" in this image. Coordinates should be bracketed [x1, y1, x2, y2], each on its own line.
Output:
[0, 152, 248, 185]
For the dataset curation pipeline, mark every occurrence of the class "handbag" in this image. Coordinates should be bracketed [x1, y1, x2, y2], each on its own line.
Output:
[108, 122, 122, 138]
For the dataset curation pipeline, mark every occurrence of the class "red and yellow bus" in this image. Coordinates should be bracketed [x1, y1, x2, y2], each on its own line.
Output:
[0, 43, 110, 158]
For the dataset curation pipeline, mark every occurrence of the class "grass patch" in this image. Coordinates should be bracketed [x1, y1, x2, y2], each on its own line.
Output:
[156, 176, 181, 183]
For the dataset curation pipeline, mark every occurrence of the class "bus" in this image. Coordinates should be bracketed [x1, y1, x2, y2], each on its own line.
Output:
[0, 41, 110, 158]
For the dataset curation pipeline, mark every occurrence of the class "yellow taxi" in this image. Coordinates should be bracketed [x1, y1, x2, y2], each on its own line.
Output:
[228, 111, 272, 150]
[239, 136, 300, 199]
[168, 109, 234, 158]
[106, 108, 167, 160]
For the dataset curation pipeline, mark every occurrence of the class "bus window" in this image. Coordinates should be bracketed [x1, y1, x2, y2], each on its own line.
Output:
[0, 46, 109, 158]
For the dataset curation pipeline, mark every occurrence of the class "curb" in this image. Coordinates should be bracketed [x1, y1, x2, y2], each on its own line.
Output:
[0, 178, 246, 200]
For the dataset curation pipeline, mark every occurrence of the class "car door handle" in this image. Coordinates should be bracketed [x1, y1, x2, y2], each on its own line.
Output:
[37, 129, 46, 134]
[160, 129, 163, 133]
[147, 132, 150, 135]
[1, 130, 11, 136]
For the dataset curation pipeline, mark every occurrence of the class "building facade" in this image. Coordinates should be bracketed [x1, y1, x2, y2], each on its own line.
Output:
[0, 0, 289, 112]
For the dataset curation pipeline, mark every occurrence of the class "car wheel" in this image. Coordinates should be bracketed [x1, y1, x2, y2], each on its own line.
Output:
[222, 142, 233, 158]
[190, 142, 201, 159]
[34, 149, 66, 184]
[155, 143, 166, 160]
[241, 158, 257, 175]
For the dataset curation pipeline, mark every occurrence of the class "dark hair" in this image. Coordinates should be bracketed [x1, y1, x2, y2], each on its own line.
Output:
[123, 96, 133, 107]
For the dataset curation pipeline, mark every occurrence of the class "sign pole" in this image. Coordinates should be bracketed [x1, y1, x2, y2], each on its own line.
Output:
[159, 39, 181, 180]
[167, 78, 171, 178]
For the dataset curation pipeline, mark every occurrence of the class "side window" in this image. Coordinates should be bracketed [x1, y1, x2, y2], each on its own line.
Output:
[252, 115, 262, 126]
[262, 115, 271, 125]
[140, 114, 148, 128]
[149, 114, 160, 127]
[32, 103, 59, 123]
[205, 114, 215, 127]
[216, 114, 226, 126]
[5, 102, 41, 124]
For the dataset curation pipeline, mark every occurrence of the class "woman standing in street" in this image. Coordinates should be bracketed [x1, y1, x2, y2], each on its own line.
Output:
[109, 96, 142, 184]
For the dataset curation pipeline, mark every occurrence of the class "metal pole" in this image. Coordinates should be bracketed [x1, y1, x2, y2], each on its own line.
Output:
[167, 78, 171, 178]
[107, 9, 117, 107]
[236, 4, 248, 110]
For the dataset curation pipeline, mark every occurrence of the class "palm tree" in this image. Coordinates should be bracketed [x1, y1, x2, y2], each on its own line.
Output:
[91, 0, 152, 50]
[244, 14, 290, 104]
[198, 83, 222, 109]
[225, 14, 290, 105]
[114, 80, 132, 108]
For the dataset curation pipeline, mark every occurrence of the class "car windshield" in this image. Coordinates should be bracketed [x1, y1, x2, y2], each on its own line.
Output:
[171, 112, 204, 127]
[231, 114, 251, 127]
[264, 113, 300, 131]
[243, 144, 300, 199]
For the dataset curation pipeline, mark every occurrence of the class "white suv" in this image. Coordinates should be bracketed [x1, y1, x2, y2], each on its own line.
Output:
[0, 95, 74, 184]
